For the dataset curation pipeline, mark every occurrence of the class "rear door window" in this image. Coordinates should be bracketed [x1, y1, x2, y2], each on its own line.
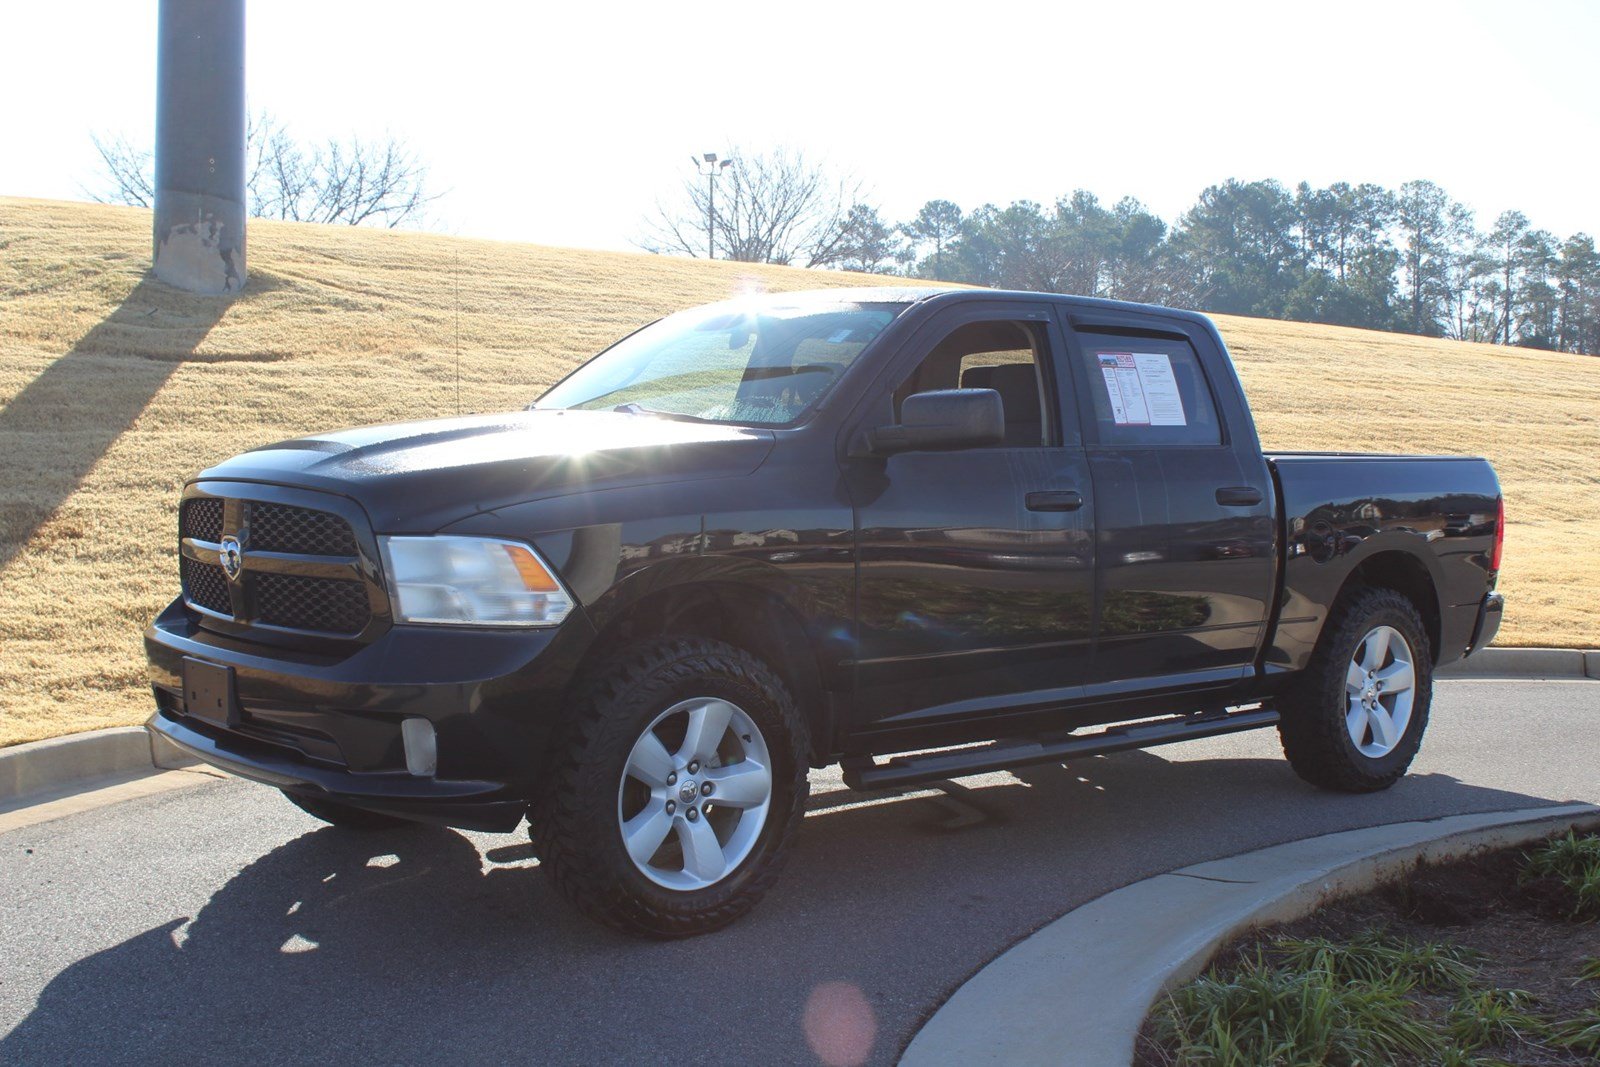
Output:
[1070, 334, 1222, 447]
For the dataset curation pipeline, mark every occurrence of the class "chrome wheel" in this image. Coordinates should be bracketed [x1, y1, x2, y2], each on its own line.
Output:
[616, 697, 773, 891]
[1345, 624, 1415, 758]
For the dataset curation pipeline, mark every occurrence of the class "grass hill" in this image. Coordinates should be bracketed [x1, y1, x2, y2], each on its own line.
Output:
[2, 197, 1595, 748]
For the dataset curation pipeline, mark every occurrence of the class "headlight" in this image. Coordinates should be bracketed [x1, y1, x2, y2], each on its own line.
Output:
[378, 536, 575, 627]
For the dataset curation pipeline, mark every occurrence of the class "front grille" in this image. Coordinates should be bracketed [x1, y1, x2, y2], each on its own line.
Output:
[255, 572, 371, 635]
[181, 555, 232, 615]
[181, 498, 224, 543]
[178, 493, 376, 639]
[249, 503, 359, 556]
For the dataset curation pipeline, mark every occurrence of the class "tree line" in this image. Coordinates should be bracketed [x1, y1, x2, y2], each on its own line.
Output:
[646, 152, 1599, 356]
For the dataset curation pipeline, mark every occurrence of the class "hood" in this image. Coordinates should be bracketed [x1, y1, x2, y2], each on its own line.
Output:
[196, 409, 776, 531]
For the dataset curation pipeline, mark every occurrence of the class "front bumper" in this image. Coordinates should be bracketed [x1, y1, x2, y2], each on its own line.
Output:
[144, 596, 595, 832]
[148, 712, 525, 830]
[1466, 590, 1504, 657]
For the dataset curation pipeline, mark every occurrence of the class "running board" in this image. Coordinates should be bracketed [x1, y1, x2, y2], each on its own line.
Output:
[842, 707, 1280, 791]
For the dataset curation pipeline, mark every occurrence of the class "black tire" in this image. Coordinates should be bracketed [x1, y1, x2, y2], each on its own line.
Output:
[530, 638, 810, 939]
[281, 790, 416, 830]
[1278, 586, 1433, 793]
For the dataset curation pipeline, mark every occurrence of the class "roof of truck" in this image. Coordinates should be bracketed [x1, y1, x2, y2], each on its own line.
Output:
[756, 285, 1215, 327]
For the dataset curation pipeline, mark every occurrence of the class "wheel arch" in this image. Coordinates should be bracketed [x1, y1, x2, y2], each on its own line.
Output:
[1335, 549, 1442, 664]
[577, 575, 835, 764]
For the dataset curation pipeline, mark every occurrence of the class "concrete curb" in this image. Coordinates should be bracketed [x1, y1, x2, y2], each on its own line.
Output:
[901, 803, 1600, 1067]
[1438, 646, 1600, 679]
[0, 726, 195, 806]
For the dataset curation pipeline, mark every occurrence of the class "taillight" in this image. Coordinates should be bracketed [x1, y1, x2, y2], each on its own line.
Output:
[1490, 497, 1505, 573]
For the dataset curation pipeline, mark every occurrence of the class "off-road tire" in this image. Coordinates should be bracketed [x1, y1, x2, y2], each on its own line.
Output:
[529, 638, 810, 939]
[1278, 586, 1433, 793]
[281, 790, 416, 830]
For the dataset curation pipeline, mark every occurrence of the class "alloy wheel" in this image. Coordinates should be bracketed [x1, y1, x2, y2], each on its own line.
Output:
[1345, 624, 1416, 758]
[616, 697, 773, 890]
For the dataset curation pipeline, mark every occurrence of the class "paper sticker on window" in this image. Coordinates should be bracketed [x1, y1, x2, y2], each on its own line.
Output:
[1096, 352, 1188, 426]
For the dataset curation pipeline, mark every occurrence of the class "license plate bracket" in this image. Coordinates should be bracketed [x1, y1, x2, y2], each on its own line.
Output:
[183, 657, 239, 728]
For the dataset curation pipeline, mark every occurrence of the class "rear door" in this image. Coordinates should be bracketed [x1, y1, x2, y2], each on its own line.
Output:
[1054, 310, 1276, 697]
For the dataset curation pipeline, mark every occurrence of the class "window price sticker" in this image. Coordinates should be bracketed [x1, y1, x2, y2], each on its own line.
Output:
[1096, 352, 1188, 426]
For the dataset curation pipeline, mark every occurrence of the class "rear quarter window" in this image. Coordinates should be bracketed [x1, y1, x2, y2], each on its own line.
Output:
[1073, 334, 1222, 447]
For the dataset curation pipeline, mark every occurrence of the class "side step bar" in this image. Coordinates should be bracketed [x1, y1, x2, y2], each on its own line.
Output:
[842, 707, 1280, 791]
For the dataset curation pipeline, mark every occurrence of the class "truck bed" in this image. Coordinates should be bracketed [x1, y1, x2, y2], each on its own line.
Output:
[1264, 452, 1501, 674]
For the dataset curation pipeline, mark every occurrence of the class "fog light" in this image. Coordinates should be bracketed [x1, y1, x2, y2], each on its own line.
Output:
[401, 718, 437, 777]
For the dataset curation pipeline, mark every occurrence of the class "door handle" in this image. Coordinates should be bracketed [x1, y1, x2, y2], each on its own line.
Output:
[1215, 486, 1264, 507]
[1026, 490, 1083, 512]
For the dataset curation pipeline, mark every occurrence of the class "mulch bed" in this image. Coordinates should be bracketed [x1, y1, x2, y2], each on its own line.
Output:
[1136, 837, 1600, 1065]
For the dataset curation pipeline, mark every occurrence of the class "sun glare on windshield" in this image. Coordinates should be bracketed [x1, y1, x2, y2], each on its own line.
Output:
[537, 301, 903, 426]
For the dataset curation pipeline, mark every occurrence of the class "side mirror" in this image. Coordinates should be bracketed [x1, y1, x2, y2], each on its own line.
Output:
[859, 388, 1005, 456]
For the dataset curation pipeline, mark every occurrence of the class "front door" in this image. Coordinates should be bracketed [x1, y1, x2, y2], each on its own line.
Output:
[845, 303, 1095, 734]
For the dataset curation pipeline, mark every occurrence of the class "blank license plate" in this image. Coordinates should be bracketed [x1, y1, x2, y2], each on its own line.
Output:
[183, 657, 239, 727]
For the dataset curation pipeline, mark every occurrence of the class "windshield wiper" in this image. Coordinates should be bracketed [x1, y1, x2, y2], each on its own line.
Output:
[609, 403, 719, 424]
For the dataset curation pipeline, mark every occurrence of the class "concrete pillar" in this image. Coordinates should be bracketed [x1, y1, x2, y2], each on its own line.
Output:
[153, 0, 247, 294]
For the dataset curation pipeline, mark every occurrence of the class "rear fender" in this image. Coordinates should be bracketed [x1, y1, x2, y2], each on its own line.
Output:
[1267, 531, 1448, 675]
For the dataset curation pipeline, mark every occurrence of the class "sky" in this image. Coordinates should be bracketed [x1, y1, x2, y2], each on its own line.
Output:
[4, 0, 1599, 253]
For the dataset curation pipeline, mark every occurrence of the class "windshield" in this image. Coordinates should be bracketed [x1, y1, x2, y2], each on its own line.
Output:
[537, 300, 904, 426]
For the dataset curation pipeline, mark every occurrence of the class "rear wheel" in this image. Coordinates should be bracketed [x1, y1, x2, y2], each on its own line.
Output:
[1278, 587, 1433, 793]
[281, 790, 415, 830]
[531, 638, 809, 938]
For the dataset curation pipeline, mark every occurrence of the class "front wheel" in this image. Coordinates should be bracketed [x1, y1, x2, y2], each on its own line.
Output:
[530, 638, 809, 938]
[1278, 587, 1433, 793]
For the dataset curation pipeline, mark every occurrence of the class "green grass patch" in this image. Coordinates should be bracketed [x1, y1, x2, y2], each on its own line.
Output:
[1149, 944, 1444, 1066]
[1447, 988, 1542, 1049]
[1524, 831, 1600, 921]
[1548, 996, 1600, 1055]
[1147, 833, 1600, 1066]
[1148, 928, 1600, 1065]
[1273, 929, 1480, 992]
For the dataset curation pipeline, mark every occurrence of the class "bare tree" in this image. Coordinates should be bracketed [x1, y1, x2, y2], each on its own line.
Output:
[88, 114, 439, 228]
[641, 148, 872, 269]
[87, 134, 155, 208]
[252, 119, 438, 227]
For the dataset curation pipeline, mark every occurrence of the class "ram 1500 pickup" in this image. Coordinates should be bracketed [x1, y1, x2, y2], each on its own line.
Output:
[146, 287, 1504, 937]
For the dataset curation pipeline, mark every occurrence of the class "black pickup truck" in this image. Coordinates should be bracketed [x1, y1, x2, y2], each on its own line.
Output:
[146, 287, 1504, 937]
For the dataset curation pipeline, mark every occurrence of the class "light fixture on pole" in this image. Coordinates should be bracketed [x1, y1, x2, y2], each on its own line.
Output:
[691, 153, 735, 259]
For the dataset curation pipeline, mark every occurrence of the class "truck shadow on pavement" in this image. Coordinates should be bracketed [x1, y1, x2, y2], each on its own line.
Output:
[2, 751, 1587, 1066]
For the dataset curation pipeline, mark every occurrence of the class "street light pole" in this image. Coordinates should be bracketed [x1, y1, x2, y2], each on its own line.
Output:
[154, 0, 247, 293]
[691, 153, 734, 259]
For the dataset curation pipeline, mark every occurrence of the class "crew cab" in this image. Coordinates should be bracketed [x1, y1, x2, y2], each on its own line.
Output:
[145, 287, 1505, 937]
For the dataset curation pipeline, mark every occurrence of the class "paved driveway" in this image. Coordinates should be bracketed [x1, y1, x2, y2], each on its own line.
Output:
[2, 679, 1596, 1065]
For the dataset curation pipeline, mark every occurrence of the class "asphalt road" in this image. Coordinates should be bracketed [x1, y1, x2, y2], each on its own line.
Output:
[2, 679, 1596, 1066]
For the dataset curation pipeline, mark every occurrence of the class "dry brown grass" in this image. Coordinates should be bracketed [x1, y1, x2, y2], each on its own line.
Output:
[1, 197, 1595, 748]
[1220, 313, 1600, 657]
